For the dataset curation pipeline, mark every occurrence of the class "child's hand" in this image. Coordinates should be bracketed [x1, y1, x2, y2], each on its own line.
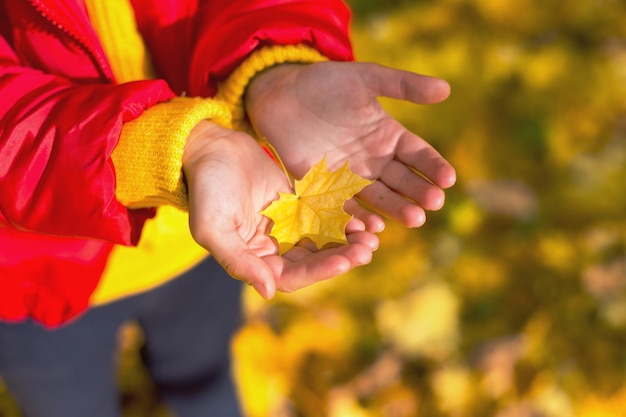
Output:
[182, 121, 380, 299]
[246, 61, 457, 228]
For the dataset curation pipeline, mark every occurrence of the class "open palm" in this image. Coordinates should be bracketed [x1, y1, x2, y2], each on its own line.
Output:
[182, 121, 379, 299]
[246, 61, 457, 227]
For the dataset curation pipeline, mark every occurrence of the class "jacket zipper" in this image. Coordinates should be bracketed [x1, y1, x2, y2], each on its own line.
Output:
[25, 0, 114, 81]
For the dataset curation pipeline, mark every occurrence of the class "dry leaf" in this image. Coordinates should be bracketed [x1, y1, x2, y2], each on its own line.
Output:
[261, 157, 373, 254]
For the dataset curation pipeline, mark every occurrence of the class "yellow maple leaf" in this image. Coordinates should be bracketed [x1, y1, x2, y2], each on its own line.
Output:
[261, 157, 373, 254]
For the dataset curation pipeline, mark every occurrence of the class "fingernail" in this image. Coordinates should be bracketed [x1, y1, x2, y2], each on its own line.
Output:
[252, 282, 268, 299]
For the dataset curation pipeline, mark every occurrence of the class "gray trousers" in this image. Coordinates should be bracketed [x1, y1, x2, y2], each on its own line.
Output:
[0, 256, 243, 417]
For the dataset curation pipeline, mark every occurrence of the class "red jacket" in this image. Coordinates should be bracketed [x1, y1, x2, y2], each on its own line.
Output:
[0, 0, 353, 326]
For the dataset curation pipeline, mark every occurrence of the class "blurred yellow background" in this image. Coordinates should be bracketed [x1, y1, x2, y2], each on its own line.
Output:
[231, 1, 626, 416]
[2, 0, 625, 416]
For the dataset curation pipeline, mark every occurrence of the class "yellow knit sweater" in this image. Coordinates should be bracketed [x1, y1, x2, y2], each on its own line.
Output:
[84, 0, 327, 305]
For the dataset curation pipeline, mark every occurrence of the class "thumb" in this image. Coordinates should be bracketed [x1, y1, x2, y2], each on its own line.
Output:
[361, 62, 451, 104]
[208, 231, 277, 299]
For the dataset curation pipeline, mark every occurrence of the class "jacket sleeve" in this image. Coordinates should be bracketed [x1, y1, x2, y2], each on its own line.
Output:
[0, 34, 176, 246]
[111, 96, 232, 210]
[132, 0, 354, 97]
[189, 0, 354, 96]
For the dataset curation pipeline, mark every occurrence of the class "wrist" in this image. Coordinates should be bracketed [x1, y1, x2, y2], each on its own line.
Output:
[183, 121, 231, 168]
[244, 64, 302, 114]
[112, 97, 231, 210]
[216, 44, 328, 131]
[185, 120, 222, 148]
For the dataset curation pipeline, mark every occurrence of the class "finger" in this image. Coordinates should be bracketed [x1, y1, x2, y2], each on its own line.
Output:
[282, 233, 377, 264]
[394, 130, 457, 189]
[380, 160, 446, 211]
[360, 63, 451, 104]
[267, 240, 375, 293]
[346, 229, 380, 252]
[344, 199, 385, 233]
[357, 180, 427, 228]
[345, 216, 366, 233]
[264, 249, 351, 292]
[206, 230, 277, 299]
[292, 224, 379, 254]
[294, 237, 319, 252]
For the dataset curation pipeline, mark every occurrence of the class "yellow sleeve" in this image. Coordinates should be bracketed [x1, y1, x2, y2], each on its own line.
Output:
[111, 96, 232, 210]
[94, 97, 231, 306]
[93, 45, 324, 307]
[216, 44, 328, 133]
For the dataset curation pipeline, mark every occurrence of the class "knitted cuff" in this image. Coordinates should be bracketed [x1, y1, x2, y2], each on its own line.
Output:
[216, 44, 328, 132]
[111, 97, 232, 210]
